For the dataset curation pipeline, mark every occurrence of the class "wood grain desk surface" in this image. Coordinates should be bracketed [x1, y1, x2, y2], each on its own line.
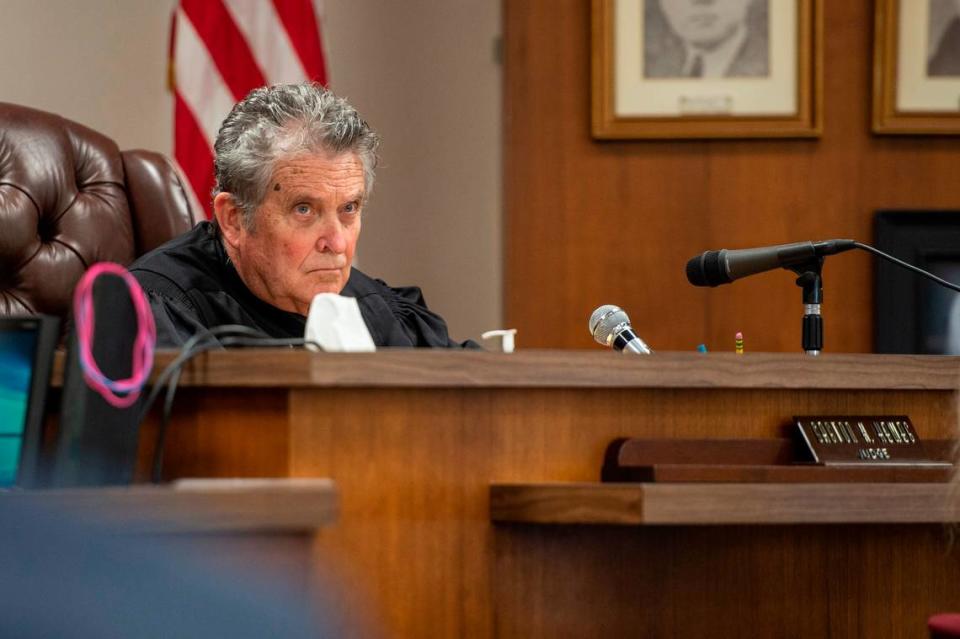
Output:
[1, 478, 337, 533]
[52, 349, 960, 389]
[490, 481, 960, 525]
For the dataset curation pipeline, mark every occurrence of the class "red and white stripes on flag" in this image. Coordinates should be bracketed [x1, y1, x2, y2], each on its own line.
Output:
[169, 0, 328, 218]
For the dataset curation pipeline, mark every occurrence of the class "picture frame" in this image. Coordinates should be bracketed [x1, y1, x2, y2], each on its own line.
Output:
[873, 0, 960, 134]
[591, 0, 822, 139]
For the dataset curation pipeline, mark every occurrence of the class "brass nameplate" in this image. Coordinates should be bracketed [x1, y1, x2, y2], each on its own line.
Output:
[795, 415, 947, 466]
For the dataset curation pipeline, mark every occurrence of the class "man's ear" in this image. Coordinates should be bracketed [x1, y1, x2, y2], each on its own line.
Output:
[213, 192, 245, 248]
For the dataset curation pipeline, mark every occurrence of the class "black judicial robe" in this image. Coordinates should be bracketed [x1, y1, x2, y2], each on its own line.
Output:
[129, 222, 477, 349]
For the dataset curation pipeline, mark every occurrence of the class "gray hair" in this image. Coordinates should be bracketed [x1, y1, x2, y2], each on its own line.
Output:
[213, 83, 380, 229]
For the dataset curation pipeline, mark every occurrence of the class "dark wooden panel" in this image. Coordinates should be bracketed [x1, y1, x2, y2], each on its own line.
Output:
[504, 0, 960, 352]
[492, 525, 960, 638]
[600, 436, 955, 481]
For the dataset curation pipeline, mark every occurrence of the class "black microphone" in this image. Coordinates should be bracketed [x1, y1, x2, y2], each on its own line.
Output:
[589, 305, 653, 355]
[686, 239, 857, 287]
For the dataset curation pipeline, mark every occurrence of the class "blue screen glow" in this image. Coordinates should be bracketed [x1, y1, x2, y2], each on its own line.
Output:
[0, 329, 39, 486]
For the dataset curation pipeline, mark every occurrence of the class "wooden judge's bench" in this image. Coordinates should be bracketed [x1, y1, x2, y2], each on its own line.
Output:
[136, 350, 960, 638]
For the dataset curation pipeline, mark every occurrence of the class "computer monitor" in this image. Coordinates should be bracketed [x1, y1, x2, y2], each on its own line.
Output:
[0, 316, 59, 488]
[874, 210, 960, 354]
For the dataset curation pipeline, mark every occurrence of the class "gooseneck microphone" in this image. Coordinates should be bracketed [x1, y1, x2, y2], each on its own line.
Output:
[685, 238, 960, 355]
[589, 305, 653, 355]
[686, 239, 857, 287]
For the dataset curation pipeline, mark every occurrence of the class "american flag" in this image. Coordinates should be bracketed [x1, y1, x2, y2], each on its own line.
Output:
[169, 0, 328, 218]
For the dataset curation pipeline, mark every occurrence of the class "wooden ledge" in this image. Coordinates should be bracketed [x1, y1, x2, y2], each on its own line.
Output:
[52, 350, 960, 390]
[1, 478, 337, 534]
[490, 482, 960, 525]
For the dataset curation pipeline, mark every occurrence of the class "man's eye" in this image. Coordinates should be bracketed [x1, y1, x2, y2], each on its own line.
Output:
[295, 204, 312, 215]
[343, 202, 359, 214]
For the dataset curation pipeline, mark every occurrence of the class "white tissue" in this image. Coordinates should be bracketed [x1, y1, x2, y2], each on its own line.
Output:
[304, 293, 376, 352]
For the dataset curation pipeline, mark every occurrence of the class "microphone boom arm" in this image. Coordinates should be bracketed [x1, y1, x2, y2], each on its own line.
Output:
[687, 239, 960, 355]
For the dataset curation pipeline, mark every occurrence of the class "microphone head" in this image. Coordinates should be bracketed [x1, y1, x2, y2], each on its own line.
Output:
[589, 305, 631, 346]
[686, 250, 730, 287]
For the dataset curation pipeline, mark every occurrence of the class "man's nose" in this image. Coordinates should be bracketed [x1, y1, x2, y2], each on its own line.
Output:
[315, 215, 347, 254]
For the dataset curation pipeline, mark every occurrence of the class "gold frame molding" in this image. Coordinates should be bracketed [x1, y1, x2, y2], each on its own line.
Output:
[872, 0, 960, 135]
[591, 0, 823, 139]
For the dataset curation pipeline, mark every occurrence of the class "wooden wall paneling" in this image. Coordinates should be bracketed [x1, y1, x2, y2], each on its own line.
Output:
[107, 353, 957, 638]
[492, 524, 960, 638]
[855, 524, 960, 632]
[288, 388, 495, 639]
[504, 1, 960, 353]
[279, 383, 953, 637]
[146, 388, 290, 480]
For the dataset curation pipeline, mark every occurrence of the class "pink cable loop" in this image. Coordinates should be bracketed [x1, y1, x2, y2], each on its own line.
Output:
[72, 262, 156, 408]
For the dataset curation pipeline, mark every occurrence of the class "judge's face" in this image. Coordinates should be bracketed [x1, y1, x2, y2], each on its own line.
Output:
[216, 151, 365, 316]
[659, 0, 752, 50]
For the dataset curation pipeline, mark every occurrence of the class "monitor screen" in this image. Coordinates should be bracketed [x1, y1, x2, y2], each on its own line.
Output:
[874, 211, 960, 354]
[0, 317, 58, 487]
[921, 259, 960, 355]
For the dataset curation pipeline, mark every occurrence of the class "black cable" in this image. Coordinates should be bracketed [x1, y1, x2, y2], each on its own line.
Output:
[146, 325, 269, 484]
[149, 330, 319, 483]
[137, 325, 264, 428]
[854, 241, 960, 294]
[154, 335, 313, 481]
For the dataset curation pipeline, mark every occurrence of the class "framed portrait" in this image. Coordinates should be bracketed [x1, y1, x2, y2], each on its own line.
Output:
[873, 0, 960, 134]
[591, 0, 822, 139]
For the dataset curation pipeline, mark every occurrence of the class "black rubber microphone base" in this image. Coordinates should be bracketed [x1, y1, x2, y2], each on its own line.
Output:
[612, 328, 652, 355]
[803, 314, 823, 355]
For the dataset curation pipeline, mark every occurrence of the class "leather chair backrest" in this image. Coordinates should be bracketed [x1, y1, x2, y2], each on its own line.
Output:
[0, 102, 198, 319]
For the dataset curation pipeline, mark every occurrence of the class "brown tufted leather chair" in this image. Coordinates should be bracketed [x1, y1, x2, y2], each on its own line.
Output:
[0, 102, 199, 321]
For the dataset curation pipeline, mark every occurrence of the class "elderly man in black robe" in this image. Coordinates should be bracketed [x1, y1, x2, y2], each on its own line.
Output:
[131, 83, 474, 349]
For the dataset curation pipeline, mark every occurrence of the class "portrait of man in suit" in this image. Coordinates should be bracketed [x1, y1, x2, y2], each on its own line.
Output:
[927, 0, 960, 76]
[644, 0, 769, 79]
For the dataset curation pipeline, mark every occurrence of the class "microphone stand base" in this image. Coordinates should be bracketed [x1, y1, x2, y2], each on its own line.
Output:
[791, 259, 825, 355]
